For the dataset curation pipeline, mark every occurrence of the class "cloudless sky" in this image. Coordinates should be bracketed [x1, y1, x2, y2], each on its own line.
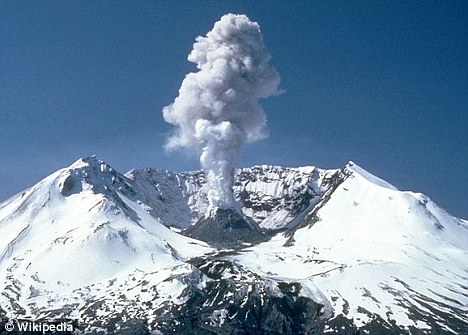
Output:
[1, 1, 467, 218]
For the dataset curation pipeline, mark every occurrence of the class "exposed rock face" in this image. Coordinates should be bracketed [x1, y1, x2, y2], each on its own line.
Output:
[184, 208, 267, 247]
[126, 165, 338, 230]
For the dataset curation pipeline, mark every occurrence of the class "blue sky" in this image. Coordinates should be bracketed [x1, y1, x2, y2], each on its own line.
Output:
[1, 1, 467, 218]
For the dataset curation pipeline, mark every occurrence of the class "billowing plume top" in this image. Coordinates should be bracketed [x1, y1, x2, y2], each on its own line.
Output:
[162, 13, 280, 212]
[163, 13, 280, 149]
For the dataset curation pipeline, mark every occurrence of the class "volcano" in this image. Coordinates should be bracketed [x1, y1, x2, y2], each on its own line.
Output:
[0, 157, 467, 334]
[184, 207, 267, 247]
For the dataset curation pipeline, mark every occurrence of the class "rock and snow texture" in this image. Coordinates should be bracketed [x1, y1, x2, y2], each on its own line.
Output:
[0, 157, 212, 317]
[234, 162, 468, 334]
[0, 157, 332, 334]
[162, 13, 280, 212]
[0, 157, 467, 334]
[126, 164, 336, 231]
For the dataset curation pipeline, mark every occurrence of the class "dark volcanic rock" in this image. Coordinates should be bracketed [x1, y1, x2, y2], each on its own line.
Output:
[154, 258, 327, 335]
[184, 208, 267, 247]
[51, 259, 328, 335]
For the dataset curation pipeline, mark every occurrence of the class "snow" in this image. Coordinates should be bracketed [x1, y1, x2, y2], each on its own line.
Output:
[0, 156, 467, 332]
[0, 157, 213, 316]
[233, 164, 468, 329]
[346, 161, 398, 191]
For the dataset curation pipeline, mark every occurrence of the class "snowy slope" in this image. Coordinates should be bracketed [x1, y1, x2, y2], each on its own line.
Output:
[0, 157, 467, 334]
[0, 157, 212, 318]
[233, 162, 468, 334]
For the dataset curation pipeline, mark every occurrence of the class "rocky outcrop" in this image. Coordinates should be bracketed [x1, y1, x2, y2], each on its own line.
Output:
[184, 208, 267, 247]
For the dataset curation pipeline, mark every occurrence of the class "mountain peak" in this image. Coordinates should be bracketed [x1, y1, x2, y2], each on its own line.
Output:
[68, 155, 113, 173]
[58, 156, 128, 198]
[346, 160, 398, 190]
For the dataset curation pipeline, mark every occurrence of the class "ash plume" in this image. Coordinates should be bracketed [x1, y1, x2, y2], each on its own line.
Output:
[163, 13, 280, 212]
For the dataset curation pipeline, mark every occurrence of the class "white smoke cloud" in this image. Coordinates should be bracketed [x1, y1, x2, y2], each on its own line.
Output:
[163, 13, 280, 211]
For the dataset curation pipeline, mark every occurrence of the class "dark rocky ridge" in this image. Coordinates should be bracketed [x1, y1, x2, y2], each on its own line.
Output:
[184, 207, 267, 247]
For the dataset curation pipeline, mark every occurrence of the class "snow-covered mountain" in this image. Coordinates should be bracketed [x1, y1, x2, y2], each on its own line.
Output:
[234, 162, 468, 334]
[0, 156, 466, 334]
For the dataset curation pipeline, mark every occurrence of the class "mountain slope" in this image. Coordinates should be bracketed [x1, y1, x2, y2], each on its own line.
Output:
[0, 157, 467, 334]
[0, 157, 213, 318]
[233, 162, 468, 334]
